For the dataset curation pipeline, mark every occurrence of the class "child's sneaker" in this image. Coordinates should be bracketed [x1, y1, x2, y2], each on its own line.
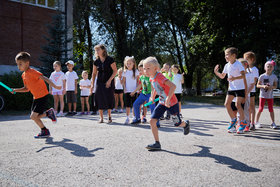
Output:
[131, 118, 141, 124]
[183, 120, 190, 135]
[255, 122, 262, 129]
[125, 118, 130, 124]
[112, 108, 118, 113]
[56, 111, 64, 117]
[244, 124, 250, 132]
[141, 117, 147, 123]
[250, 123, 256, 131]
[146, 142, 161, 150]
[118, 109, 123, 113]
[228, 118, 237, 130]
[80, 112, 85, 115]
[72, 111, 77, 115]
[228, 126, 237, 133]
[271, 123, 277, 129]
[46, 108, 57, 123]
[65, 112, 73, 116]
[91, 111, 97, 115]
[34, 129, 50, 138]
[86, 112, 91, 115]
[237, 121, 247, 134]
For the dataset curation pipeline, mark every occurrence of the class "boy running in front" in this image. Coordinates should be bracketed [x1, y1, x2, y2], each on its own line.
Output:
[12, 52, 61, 138]
[143, 57, 190, 150]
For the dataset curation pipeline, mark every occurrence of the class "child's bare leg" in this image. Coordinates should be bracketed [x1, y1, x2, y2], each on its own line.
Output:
[59, 95, 64, 112]
[54, 95, 59, 112]
[73, 103, 77, 112]
[270, 112, 275, 123]
[179, 101, 182, 113]
[143, 106, 147, 117]
[250, 97, 256, 124]
[114, 94, 119, 109]
[119, 93, 124, 109]
[85, 97, 90, 112]
[108, 109, 111, 118]
[150, 118, 159, 141]
[224, 95, 235, 119]
[99, 110, 104, 120]
[81, 97, 85, 112]
[68, 103, 72, 112]
[126, 107, 130, 116]
[30, 112, 46, 129]
[236, 97, 245, 121]
[256, 110, 262, 122]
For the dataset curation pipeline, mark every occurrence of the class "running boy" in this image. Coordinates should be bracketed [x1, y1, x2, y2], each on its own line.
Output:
[65, 60, 79, 116]
[12, 52, 60, 138]
[143, 57, 190, 150]
[214, 47, 247, 133]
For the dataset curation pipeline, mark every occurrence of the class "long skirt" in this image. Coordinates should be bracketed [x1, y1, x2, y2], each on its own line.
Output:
[95, 82, 115, 110]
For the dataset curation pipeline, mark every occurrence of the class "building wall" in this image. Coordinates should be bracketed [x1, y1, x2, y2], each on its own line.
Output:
[0, 0, 58, 68]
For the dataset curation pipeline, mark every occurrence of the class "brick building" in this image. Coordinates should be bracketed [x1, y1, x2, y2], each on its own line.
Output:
[0, 0, 73, 75]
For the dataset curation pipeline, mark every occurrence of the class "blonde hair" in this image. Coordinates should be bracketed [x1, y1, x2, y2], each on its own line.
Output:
[82, 70, 88, 75]
[53, 61, 61, 67]
[243, 51, 256, 63]
[143, 57, 160, 69]
[138, 60, 144, 68]
[124, 56, 137, 79]
[117, 68, 123, 74]
[225, 47, 238, 56]
[94, 44, 108, 59]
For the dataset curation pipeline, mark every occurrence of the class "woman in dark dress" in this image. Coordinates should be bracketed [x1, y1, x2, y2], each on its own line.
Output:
[91, 44, 117, 123]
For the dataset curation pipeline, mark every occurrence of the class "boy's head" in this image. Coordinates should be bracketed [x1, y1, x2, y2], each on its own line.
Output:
[171, 64, 180, 74]
[138, 60, 144, 75]
[53, 61, 61, 71]
[162, 63, 171, 72]
[94, 44, 108, 59]
[66, 60, 74, 71]
[15, 52, 30, 71]
[243, 51, 256, 66]
[82, 70, 88, 79]
[225, 47, 238, 63]
[143, 57, 159, 77]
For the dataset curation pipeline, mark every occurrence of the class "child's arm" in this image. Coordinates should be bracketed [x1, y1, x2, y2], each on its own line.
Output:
[12, 86, 29, 93]
[271, 80, 278, 90]
[181, 73, 184, 84]
[214, 65, 226, 79]
[163, 80, 176, 108]
[130, 84, 142, 96]
[39, 76, 62, 90]
[149, 84, 157, 102]
[123, 76, 127, 93]
[256, 79, 268, 89]
[49, 84, 52, 94]
[228, 71, 245, 82]
[75, 79, 78, 94]
[63, 79, 66, 95]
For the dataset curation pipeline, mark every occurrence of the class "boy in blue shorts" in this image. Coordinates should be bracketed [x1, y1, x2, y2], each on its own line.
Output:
[143, 57, 190, 150]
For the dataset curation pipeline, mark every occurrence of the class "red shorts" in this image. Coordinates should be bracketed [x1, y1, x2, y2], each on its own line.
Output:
[258, 98, 274, 113]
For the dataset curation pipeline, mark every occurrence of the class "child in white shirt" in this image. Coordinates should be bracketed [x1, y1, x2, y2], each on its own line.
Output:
[79, 71, 91, 115]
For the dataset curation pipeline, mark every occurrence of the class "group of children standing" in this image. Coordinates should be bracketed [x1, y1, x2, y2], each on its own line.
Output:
[214, 47, 278, 134]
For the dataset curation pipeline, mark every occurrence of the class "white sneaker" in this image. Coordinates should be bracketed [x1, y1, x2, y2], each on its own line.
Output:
[255, 122, 262, 129]
[119, 109, 123, 113]
[228, 126, 237, 133]
[125, 118, 130, 124]
[271, 123, 277, 129]
[56, 112, 64, 117]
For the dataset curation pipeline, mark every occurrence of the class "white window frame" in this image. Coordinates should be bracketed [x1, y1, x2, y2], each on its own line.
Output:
[9, 0, 60, 10]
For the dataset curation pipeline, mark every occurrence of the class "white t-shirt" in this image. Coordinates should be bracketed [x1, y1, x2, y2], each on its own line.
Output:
[49, 71, 66, 92]
[259, 73, 278, 99]
[115, 76, 123, 90]
[222, 61, 245, 91]
[79, 79, 91, 96]
[122, 70, 139, 93]
[247, 66, 259, 92]
[172, 73, 183, 94]
[65, 71, 79, 91]
[245, 72, 255, 97]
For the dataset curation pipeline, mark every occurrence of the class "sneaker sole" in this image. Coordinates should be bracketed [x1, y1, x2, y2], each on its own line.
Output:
[34, 135, 50, 139]
[145, 147, 161, 150]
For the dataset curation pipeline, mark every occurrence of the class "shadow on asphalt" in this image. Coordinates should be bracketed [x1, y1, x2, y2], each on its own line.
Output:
[236, 126, 280, 141]
[154, 145, 261, 173]
[36, 137, 104, 157]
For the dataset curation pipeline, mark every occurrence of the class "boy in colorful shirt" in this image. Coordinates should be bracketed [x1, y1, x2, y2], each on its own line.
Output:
[12, 52, 61, 138]
[143, 57, 190, 150]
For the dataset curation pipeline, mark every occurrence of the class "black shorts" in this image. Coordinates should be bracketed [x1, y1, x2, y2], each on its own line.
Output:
[66, 91, 77, 103]
[231, 101, 245, 111]
[80, 95, 89, 98]
[125, 93, 136, 107]
[115, 89, 123, 94]
[175, 93, 182, 102]
[250, 92, 256, 97]
[31, 94, 49, 114]
[227, 89, 245, 98]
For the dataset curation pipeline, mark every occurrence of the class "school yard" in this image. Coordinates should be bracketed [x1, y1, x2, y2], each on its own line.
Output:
[0, 103, 279, 187]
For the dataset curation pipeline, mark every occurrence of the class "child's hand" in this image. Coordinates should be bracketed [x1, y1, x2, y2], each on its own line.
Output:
[10, 89, 16, 94]
[227, 76, 234, 82]
[165, 96, 171, 108]
[130, 92, 135, 96]
[214, 65, 219, 72]
[63, 89, 66, 95]
[55, 85, 62, 90]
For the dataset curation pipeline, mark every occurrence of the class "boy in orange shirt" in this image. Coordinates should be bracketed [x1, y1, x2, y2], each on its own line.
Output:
[12, 52, 61, 138]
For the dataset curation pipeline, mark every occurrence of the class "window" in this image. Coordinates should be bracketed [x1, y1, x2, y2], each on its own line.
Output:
[10, 0, 59, 9]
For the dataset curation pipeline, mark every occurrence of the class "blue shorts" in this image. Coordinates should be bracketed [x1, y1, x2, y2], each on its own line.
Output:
[151, 103, 182, 126]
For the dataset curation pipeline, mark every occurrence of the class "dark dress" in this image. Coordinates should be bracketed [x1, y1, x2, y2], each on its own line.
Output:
[94, 56, 115, 110]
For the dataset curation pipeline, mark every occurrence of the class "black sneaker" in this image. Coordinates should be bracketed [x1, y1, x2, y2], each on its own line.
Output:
[250, 124, 256, 131]
[72, 111, 77, 115]
[160, 116, 165, 120]
[34, 129, 50, 138]
[146, 142, 161, 150]
[46, 108, 57, 123]
[91, 111, 97, 115]
[165, 115, 170, 120]
[65, 112, 73, 116]
[131, 118, 141, 124]
[183, 120, 190, 135]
